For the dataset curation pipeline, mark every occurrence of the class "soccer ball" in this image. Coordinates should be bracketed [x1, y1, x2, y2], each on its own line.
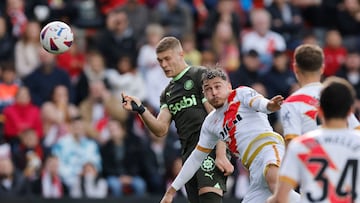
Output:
[40, 21, 73, 54]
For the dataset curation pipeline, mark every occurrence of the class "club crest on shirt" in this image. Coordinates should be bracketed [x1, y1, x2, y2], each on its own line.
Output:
[201, 156, 215, 172]
[184, 80, 194, 90]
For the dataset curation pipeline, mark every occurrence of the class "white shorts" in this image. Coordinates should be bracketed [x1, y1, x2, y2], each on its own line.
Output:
[242, 143, 285, 203]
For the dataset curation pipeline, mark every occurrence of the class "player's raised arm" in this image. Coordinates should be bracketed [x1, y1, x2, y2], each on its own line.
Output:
[122, 92, 171, 137]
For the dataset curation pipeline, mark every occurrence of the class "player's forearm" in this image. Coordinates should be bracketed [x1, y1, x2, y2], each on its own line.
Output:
[215, 141, 227, 158]
[140, 110, 169, 137]
[171, 149, 208, 190]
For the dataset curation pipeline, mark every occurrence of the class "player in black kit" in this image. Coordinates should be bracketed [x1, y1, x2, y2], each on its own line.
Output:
[122, 36, 233, 203]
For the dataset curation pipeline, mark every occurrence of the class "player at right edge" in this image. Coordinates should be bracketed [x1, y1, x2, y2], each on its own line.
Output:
[280, 44, 360, 146]
[268, 77, 360, 203]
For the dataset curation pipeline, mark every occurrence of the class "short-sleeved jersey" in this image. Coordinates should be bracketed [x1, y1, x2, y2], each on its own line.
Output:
[280, 129, 360, 203]
[198, 86, 284, 169]
[280, 82, 360, 141]
[160, 66, 208, 159]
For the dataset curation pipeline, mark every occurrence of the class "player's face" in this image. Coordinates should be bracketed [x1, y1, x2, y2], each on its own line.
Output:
[203, 77, 230, 108]
[157, 49, 184, 78]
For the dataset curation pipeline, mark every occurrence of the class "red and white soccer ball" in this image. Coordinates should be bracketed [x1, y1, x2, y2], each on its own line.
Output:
[40, 21, 73, 54]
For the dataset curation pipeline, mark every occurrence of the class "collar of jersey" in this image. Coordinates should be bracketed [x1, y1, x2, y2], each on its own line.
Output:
[304, 82, 322, 87]
[172, 66, 190, 82]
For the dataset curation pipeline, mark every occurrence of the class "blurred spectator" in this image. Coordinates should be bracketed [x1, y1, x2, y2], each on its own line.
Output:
[152, 0, 193, 39]
[31, 154, 68, 198]
[210, 21, 240, 72]
[137, 23, 170, 111]
[260, 50, 296, 98]
[292, 0, 338, 45]
[198, 0, 241, 50]
[75, 50, 110, 105]
[182, 34, 202, 66]
[56, 39, 85, 84]
[336, 50, 360, 116]
[79, 80, 128, 143]
[228, 49, 261, 88]
[71, 0, 104, 28]
[5, 0, 28, 38]
[0, 16, 15, 62]
[323, 29, 347, 77]
[123, 0, 150, 45]
[300, 29, 319, 45]
[266, 0, 303, 49]
[335, 0, 360, 51]
[3, 87, 43, 146]
[241, 8, 286, 73]
[143, 131, 181, 194]
[100, 119, 147, 197]
[0, 62, 20, 113]
[70, 162, 108, 198]
[107, 55, 146, 102]
[95, 8, 138, 68]
[12, 128, 43, 180]
[23, 47, 73, 107]
[200, 48, 218, 67]
[52, 116, 101, 187]
[14, 20, 41, 78]
[0, 155, 30, 197]
[41, 85, 78, 151]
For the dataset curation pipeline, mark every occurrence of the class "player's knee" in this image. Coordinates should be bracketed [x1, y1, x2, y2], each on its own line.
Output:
[199, 192, 223, 203]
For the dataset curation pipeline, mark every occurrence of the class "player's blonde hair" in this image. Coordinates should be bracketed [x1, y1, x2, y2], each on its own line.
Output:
[156, 36, 183, 53]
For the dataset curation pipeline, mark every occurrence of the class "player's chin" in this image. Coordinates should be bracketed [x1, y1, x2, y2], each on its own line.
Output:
[211, 101, 224, 109]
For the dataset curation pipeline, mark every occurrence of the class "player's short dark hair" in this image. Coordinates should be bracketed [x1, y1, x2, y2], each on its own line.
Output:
[201, 67, 227, 85]
[294, 44, 323, 72]
[156, 36, 182, 53]
[320, 77, 355, 119]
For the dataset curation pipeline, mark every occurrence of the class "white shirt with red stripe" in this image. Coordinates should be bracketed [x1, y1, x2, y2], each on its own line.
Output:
[198, 86, 275, 158]
[171, 86, 283, 191]
[280, 82, 360, 141]
[280, 128, 360, 203]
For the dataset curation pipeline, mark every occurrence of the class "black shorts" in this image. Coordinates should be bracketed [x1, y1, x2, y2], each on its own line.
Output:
[184, 149, 230, 203]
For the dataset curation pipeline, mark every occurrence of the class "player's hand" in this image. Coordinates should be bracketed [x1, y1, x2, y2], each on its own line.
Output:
[160, 187, 176, 203]
[267, 95, 284, 112]
[121, 93, 141, 110]
[215, 156, 234, 176]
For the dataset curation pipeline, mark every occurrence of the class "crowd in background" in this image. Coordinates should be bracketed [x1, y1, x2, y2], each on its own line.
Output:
[0, 0, 360, 199]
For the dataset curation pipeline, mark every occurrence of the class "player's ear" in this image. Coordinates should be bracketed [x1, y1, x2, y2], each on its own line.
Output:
[348, 106, 355, 116]
[319, 63, 325, 75]
[227, 81, 232, 90]
[317, 107, 324, 122]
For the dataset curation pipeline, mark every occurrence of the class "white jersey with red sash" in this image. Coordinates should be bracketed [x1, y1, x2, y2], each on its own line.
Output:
[280, 82, 360, 141]
[280, 128, 360, 203]
[199, 86, 284, 168]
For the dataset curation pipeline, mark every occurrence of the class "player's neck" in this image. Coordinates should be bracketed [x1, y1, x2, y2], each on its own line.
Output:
[322, 119, 348, 129]
[298, 76, 321, 87]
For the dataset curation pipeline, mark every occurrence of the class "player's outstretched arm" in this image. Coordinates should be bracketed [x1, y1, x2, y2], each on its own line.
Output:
[160, 145, 211, 203]
[122, 93, 171, 137]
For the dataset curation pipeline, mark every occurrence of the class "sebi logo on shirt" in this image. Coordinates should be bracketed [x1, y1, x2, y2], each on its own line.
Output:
[168, 94, 197, 115]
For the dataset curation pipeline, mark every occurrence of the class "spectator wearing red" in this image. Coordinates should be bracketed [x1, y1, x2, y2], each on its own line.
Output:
[323, 29, 347, 77]
[56, 41, 85, 83]
[3, 87, 43, 144]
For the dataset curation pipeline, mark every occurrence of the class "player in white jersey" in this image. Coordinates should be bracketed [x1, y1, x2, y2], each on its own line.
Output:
[160, 68, 300, 203]
[268, 77, 360, 203]
[280, 44, 360, 145]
